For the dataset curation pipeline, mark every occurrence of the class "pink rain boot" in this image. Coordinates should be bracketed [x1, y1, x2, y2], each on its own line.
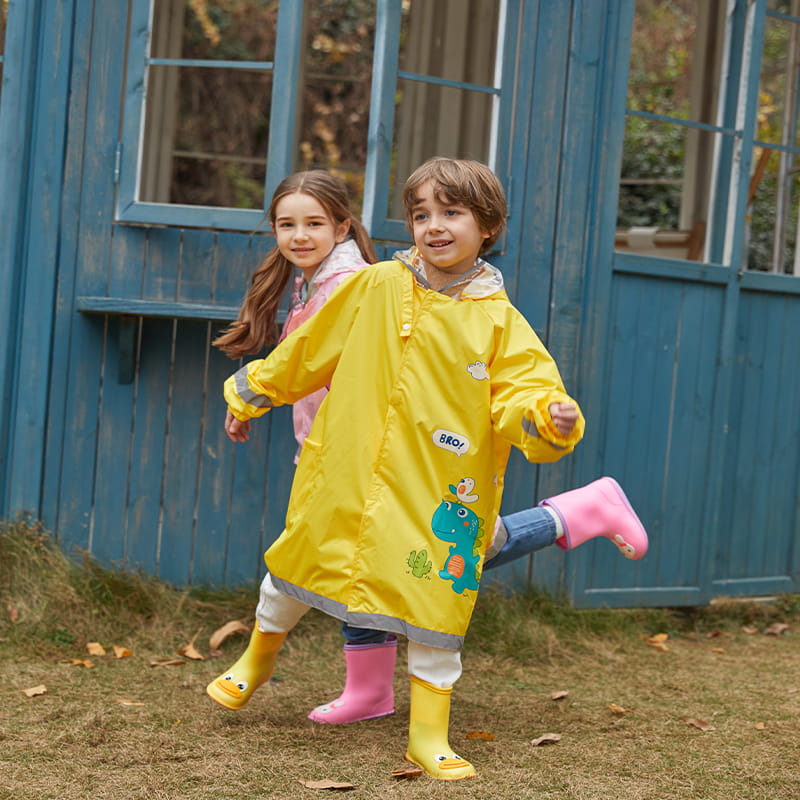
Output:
[540, 477, 648, 560]
[308, 635, 397, 724]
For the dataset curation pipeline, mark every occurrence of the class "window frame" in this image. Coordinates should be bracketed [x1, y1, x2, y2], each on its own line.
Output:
[363, 0, 518, 242]
[115, 0, 519, 238]
[116, 0, 304, 231]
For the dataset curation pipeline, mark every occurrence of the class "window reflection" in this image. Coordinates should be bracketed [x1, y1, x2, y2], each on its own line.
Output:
[389, 0, 499, 219]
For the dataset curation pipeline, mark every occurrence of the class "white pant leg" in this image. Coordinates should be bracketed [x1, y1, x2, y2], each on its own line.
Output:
[407, 640, 463, 688]
[255, 572, 311, 633]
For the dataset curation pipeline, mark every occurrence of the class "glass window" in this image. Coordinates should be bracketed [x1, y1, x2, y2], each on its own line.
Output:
[751, 1, 800, 273]
[389, 0, 500, 219]
[139, 0, 377, 213]
[363, 0, 506, 240]
[617, 1, 727, 263]
[140, 2, 278, 208]
[118, 0, 509, 236]
[618, 0, 800, 274]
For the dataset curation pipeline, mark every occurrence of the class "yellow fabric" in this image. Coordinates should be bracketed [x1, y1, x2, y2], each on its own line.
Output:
[224, 260, 584, 650]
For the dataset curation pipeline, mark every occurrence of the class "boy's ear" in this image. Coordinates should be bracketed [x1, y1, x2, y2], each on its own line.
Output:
[335, 219, 352, 243]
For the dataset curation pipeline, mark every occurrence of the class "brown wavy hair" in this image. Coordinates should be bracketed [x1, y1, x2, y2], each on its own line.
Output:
[213, 170, 377, 358]
[401, 157, 508, 254]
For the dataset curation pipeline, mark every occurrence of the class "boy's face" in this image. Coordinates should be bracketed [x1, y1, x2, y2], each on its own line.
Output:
[409, 180, 490, 279]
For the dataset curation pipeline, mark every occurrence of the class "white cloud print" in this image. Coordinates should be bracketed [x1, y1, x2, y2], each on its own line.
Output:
[467, 361, 490, 381]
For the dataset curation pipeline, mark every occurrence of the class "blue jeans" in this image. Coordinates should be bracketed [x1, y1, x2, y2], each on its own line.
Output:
[341, 506, 557, 644]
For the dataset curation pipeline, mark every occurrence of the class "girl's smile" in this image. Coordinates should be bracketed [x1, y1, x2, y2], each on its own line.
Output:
[272, 192, 350, 282]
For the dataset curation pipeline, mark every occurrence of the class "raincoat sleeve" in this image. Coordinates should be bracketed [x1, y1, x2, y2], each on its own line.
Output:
[489, 310, 585, 463]
[224, 267, 367, 421]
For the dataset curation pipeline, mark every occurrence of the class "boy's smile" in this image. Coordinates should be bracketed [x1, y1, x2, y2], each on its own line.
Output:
[410, 181, 490, 288]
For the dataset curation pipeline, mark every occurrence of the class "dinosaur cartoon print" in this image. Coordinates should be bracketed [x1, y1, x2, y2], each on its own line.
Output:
[430, 480, 485, 594]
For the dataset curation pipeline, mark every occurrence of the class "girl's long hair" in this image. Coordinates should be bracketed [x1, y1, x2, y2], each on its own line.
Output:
[213, 170, 377, 358]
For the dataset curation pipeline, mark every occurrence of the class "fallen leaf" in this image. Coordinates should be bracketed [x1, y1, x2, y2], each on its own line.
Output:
[113, 645, 132, 659]
[550, 690, 569, 701]
[608, 703, 633, 715]
[466, 731, 496, 739]
[643, 633, 670, 651]
[7, 602, 19, 623]
[788, 688, 799, 695]
[23, 684, 47, 697]
[764, 623, 789, 636]
[69, 659, 94, 668]
[178, 642, 204, 661]
[711, 647, 726, 654]
[149, 659, 186, 667]
[742, 626, 759, 635]
[115, 698, 145, 706]
[754, 722, 766, 730]
[86, 642, 106, 656]
[391, 766, 422, 779]
[683, 717, 715, 731]
[531, 732, 561, 746]
[209, 620, 251, 651]
[297, 779, 356, 790]
[706, 630, 723, 639]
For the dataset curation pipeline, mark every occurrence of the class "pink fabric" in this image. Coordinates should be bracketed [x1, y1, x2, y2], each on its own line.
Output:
[280, 239, 370, 460]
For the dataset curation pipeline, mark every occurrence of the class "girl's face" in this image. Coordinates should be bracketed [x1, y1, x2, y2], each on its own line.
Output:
[409, 180, 491, 280]
[272, 192, 350, 280]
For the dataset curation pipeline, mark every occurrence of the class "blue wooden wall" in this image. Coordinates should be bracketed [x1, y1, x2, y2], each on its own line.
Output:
[1, 0, 797, 606]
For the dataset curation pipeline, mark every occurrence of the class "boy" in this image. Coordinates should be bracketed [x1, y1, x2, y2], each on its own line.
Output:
[209, 158, 646, 780]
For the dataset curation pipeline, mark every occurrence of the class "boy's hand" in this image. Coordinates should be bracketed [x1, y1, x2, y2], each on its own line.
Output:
[548, 402, 579, 438]
[225, 410, 252, 442]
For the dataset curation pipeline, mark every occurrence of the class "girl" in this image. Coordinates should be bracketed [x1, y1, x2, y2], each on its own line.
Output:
[213, 169, 377, 462]
[208, 160, 647, 780]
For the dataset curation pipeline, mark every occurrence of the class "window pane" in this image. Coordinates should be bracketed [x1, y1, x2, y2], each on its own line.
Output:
[617, 1, 725, 262]
[296, 0, 377, 214]
[749, 6, 800, 272]
[388, 0, 500, 219]
[139, 0, 277, 208]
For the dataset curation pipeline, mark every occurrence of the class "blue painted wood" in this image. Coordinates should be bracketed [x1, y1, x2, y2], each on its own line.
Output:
[77, 297, 241, 320]
[0, 0, 42, 517]
[123, 317, 172, 575]
[44, 0, 131, 559]
[714, 290, 800, 594]
[496, 0, 570, 535]
[4, 0, 75, 519]
[5, 0, 799, 609]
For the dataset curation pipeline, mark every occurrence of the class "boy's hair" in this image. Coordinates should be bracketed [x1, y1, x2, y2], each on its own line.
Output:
[213, 170, 377, 357]
[401, 158, 508, 253]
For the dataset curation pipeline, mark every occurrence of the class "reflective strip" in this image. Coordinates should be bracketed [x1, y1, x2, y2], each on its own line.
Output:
[269, 573, 466, 652]
[234, 364, 273, 409]
[521, 415, 567, 451]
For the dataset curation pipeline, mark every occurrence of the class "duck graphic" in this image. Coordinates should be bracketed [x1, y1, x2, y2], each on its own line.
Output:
[452, 477, 478, 503]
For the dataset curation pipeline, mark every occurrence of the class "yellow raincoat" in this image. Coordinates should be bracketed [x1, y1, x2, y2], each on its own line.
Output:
[225, 254, 584, 650]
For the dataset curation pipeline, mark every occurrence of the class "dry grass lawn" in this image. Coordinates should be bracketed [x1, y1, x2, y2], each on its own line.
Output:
[1, 522, 799, 799]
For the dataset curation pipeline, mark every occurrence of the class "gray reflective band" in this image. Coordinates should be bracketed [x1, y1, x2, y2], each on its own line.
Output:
[269, 573, 466, 652]
[521, 415, 567, 450]
[234, 365, 273, 408]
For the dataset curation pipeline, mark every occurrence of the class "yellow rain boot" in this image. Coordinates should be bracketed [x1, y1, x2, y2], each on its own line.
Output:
[206, 625, 287, 710]
[405, 675, 476, 780]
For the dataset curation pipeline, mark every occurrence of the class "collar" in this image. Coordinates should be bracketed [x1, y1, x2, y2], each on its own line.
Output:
[392, 247, 505, 299]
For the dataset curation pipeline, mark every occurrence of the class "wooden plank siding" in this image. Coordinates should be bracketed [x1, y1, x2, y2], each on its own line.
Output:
[1, 0, 797, 605]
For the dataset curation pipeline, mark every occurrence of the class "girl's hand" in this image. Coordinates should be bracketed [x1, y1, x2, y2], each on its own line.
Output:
[548, 402, 579, 438]
[225, 410, 252, 442]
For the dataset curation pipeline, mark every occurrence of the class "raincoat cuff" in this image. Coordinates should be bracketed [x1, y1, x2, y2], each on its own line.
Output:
[526, 393, 585, 450]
